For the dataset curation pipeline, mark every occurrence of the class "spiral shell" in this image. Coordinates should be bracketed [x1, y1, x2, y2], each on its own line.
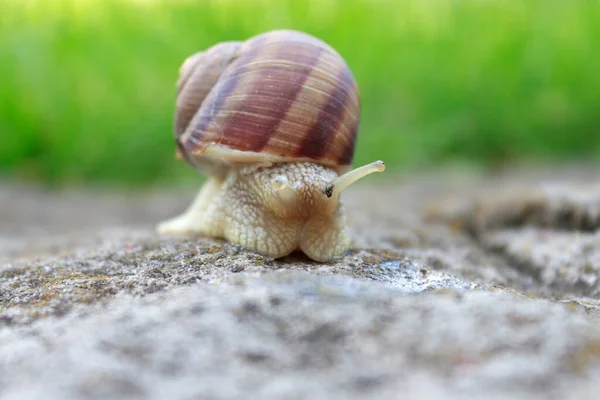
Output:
[175, 30, 360, 175]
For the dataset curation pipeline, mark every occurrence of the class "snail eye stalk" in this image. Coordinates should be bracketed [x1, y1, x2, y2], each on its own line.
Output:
[325, 160, 385, 198]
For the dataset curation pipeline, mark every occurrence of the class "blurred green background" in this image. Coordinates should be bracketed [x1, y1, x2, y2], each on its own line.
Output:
[1, 0, 599, 188]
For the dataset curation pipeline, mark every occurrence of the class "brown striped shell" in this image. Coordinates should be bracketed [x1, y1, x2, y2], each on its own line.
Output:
[175, 30, 360, 176]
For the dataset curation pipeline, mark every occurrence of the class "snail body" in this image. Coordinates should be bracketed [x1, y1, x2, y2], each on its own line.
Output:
[157, 30, 384, 261]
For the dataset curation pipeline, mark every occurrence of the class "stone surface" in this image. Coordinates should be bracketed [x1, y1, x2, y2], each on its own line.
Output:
[481, 228, 600, 297]
[1, 271, 599, 400]
[2, 165, 600, 399]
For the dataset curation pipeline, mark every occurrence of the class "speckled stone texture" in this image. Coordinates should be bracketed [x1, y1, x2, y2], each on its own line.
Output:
[2, 165, 600, 399]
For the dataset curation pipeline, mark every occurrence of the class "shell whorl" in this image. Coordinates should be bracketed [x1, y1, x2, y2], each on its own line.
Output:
[175, 30, 360, 174]
[174, 41, 242, 143]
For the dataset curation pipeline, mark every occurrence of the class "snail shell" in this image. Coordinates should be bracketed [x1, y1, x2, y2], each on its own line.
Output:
[175, 30, 360, 176]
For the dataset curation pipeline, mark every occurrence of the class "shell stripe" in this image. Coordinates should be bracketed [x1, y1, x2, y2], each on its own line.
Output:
[295, 64, 356, 162]
[178, 36, 268, 156]
[333, 78, 360, 166]
[338, 112, 359, 165]
[261, 52, 340, 158]
[174, 43, 241, 141]
[217, 44, 324, 152]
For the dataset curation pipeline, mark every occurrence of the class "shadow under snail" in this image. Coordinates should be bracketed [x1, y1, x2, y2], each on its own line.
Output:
[157, 29, 385, 262]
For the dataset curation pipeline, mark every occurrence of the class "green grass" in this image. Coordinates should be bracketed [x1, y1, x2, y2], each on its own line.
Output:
[1, 0, 599, 187]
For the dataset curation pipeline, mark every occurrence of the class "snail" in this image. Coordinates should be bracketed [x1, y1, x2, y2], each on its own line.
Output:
[157, 29, 385, 262]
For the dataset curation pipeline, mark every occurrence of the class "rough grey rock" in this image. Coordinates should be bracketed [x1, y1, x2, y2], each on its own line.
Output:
[2, 270, 600, 400]
[482, 228, 600, 297]
[2, 165, 600, 399]
[425, 167, 600, 297]
[424, 166, 600, 232]
[0, 230, 473, 327]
